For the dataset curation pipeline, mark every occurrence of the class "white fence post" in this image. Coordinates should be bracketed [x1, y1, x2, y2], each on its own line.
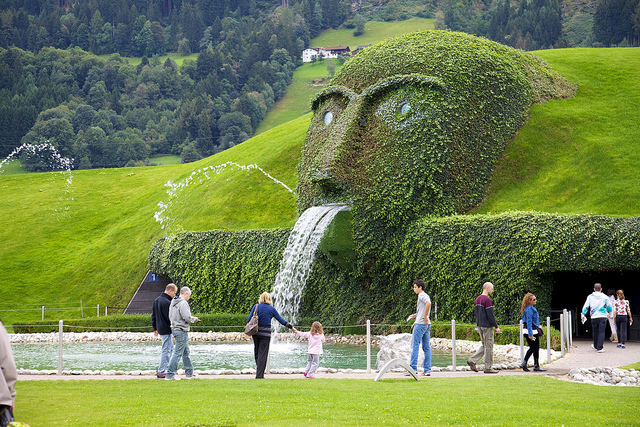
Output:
[58, 320, 63, 375]
[97, 304, 100, 317]
[451, 319, 456, 371]
[366, 319, 371, 373]
[42, 306, 45, 321]
[80, 300, 83, 318]
[546, 316, 551, 364]
[568, 310, 573, 348]
[560, 313, 565, 357]
[519, 319, 524, 362]
[105, 306, 108, 317]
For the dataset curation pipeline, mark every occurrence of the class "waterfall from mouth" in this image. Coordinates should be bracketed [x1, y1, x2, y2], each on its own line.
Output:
[272, 204, 350, 325]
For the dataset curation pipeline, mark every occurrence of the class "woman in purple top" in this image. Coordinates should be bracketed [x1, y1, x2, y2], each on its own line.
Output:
[247, 292, 293, 378]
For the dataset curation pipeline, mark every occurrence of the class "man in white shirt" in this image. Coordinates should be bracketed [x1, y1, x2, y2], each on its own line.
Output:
[407, 279, 432, 376]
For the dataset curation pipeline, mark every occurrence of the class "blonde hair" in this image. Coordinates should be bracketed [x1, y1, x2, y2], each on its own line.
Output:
[310, 321, 324, 335]
[258, 292, 272, 305]
[617, 289, 625, 300]
[520, 292, 535, 314]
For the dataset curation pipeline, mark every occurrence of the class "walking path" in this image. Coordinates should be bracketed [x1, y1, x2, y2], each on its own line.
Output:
[18, 338, 637, 382]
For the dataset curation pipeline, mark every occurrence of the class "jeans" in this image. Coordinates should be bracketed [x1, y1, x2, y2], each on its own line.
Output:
[167, 330, 193, 377]
[615, 315, 628, 344]
[469, 326, 495, 370]
[157, 333, 174, 375]
[591, 318, 606, 350]
[410, 323, 431, 373]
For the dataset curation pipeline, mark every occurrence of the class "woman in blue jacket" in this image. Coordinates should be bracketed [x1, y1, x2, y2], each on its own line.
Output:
[520, 292, 546, 372]
[247, 292, 293, 378]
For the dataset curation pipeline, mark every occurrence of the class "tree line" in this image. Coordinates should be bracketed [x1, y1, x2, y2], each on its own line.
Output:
[0, 0, 638, 170]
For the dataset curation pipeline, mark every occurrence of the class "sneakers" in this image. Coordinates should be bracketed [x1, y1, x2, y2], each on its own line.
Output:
[467, 360, 478, 372]
[621, 344, 626, 348]
[597, 349, 605, 353]
[591, 344, 595, 349]
[484, 369, 499, 374]
[185, 373, 198, 379]
[422, 372, 431, 377]
[164, 376, 180, 381]
[303, 372, 308, 378]
[617, 344, 622, 348]
[156, 373, 166, 379]
[306, 375, 315, 379]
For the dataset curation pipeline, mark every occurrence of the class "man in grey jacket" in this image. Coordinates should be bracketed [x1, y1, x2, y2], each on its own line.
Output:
[165, 286, 200, 380]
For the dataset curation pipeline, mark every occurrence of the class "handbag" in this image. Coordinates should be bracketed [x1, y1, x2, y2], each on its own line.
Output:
[536, 326, 544, 336]
[244, 304, 259, 336]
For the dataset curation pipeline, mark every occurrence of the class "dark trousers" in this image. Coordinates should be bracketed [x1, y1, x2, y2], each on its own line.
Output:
[591, 318, 607, 350]
[523, 334, 540, 366]
[615, 315, 628, 344]
[252, 335, 271, 378]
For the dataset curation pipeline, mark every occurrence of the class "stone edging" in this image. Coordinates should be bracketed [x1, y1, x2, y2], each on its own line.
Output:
[565, 367, 639, 387]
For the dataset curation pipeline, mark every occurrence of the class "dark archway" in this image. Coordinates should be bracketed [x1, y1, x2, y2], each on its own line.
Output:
[549, 270, 640, 341]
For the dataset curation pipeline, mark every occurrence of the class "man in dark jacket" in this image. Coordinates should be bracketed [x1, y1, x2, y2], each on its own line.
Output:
[467, 282, 501, 374]
[152, 283, 177, 379]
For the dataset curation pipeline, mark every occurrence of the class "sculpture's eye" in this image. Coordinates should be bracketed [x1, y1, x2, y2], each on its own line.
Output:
[399, 102, 411, 115]
[323, 111, 334, 125]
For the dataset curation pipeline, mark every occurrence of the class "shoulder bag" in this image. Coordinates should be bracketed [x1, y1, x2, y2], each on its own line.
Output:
[244, 304, 259, 336]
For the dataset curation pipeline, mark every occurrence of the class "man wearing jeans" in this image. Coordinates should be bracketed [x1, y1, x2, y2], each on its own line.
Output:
[467, 282, 501, 374]
[152, 283, 177, 379]
[407, 279, 432, 376]
[581, 283, 613, 352]
[166, 286, 200, 380]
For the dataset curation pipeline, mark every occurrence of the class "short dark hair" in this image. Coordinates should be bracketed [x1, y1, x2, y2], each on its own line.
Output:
[594, 283, 602, 292]
[413, 279, 425, 290]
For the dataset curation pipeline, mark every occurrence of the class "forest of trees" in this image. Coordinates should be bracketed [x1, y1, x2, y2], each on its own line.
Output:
[0, 0, 638, 170]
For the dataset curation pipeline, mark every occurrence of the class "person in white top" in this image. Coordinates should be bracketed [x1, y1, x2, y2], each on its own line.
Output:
[406, 279, 432, 376]
[292, 322, 326, 378]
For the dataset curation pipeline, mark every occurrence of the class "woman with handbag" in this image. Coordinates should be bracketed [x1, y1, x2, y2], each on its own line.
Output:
[520, 292, 546, 372]
[247, 292, 293, 379]
[614, 289, 633, 349]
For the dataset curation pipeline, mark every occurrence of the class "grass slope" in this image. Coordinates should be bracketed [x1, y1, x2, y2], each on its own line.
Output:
[1, 47, 639, 327]
[256, 18, 434, 133]
[16, 376, 640, 426]
[476, 47, 640, 215]
[0, 115, 306, 326]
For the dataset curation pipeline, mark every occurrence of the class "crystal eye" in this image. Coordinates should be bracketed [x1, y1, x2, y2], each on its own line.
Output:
[399, 102, 411, 115]
[323, 111, 334, 125]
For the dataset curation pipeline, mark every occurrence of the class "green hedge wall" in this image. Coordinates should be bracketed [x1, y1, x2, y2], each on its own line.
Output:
[149, 230, 291, 314]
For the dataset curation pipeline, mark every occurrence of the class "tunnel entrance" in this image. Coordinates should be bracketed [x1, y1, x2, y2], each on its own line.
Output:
[549, 270, 640, 341]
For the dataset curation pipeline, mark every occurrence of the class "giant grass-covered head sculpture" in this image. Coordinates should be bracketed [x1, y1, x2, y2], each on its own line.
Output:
[297, 31, 574, 227]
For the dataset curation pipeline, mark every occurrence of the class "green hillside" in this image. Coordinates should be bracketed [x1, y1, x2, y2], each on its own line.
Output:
[256, 18, 435, 133]
[2, 46, 639, 327]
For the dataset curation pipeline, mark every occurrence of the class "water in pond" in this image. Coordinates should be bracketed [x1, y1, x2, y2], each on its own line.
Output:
[12, 342, 466, 371]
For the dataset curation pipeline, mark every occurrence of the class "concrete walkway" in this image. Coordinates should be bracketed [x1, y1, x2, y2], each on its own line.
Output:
[18, 338, 638, 381]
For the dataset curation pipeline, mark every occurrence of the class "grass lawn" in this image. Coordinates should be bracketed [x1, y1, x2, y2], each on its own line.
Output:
[150, 155, 181, 166]
[15, 376, 639, 426]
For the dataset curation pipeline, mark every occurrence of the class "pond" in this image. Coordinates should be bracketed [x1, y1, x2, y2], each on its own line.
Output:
[12, 341, 468, 371]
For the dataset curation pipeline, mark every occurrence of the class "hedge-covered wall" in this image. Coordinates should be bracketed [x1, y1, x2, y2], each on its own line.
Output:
[147, 31, 639, 330]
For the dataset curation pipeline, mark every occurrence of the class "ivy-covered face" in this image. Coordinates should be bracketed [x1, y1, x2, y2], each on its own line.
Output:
[298, 74, 452, 226]
[296, 31, 572, 227]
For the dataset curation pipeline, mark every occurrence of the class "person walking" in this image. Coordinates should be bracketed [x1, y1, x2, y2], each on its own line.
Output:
[292, 321, 326, 378]
[467, 282, 501, 374]
[247, 292, 293, 379]
[152, 283, 178, 379]
[606, 289, 618, 343]
[614, 289, 633, 349]
[519, 292, 546, 372]
[165, 286, 200, 380]
[0, 320, 17, 426]
[406, 279, 432, 376]
[581, 283, 613, 352]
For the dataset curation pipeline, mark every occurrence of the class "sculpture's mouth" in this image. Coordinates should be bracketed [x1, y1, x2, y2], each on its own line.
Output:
[310, 172, 352, 206]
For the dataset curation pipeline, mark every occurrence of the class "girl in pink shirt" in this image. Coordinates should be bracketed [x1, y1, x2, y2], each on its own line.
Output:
[292, 321, 326, 378]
